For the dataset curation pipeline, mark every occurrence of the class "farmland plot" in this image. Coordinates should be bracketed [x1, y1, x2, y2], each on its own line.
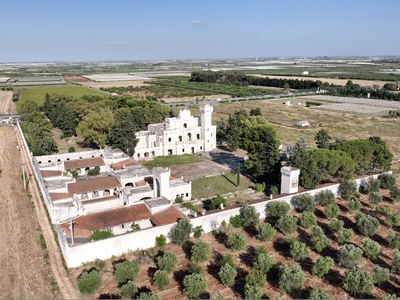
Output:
[0, 91, 16, 114]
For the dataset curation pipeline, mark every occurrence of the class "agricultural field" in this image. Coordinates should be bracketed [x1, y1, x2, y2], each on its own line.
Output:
[0, 91, 16, 114]
[18, 85, 107, 110]
[69, 185, 400, 299]
[205, 99, 400, 162]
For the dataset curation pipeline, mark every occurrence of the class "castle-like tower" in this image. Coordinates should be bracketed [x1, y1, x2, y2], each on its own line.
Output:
[200, 104, 216, 152]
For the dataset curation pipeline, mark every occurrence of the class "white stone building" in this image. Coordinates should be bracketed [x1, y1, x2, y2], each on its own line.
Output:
[33, 147, 190, 239]
[134, 104, 216, 160]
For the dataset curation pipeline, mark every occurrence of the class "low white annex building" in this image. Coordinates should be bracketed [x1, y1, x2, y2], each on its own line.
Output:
[33, 147, 190, 242]
[134, 104, 216, 160]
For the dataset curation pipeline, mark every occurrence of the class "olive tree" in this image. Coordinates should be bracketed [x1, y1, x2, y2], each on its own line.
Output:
[168, 217, 192, 246]
[355, 212, 380, 237]
[300, 211, 317, 228]
[239, 204, 260, 227]
[115, 260, 140, 284]
[218, 263, 237, 287]
[191, 241, 210, 263]
[338, 244, 363, 268]
[183, 273, 207, 299]
[342, 267, 374, 296]
[156, 252, 178, 274]
[372, 266, 389, 286]
[153, 270, 170, 291]
[388, 232, 400, 249]
[279, 263, 305, 294]
[329, 218, 344, 232]
[226, 231, 247, 251]
[325, 204, 340, 219]
[339, 180, 358, 200]
[253, 252, 276, 274]
[392, 250, 400, 275]
[312, 256, 334, 278]
[293, 193, 315, 212]
[290, 241, 311, 261]
[378, 173, 396, 189]
[245, 269, 266, 287]
[256, 222, 276, 241]
[276, 215, 298, 234]
[363, 238, 381, 260]
[309, 288, 334, 300]
[244, 284, 264, 300]
[390, 187, 400, 202]
[367, 177, 381, 193]
[348, 199, 362, 212]
[265, 201, 291, 218]
[120, 281, 138, 298]
[314, 190, 335, 206]
[337, 228, 354, 244]
[77, 269, 102, 295]
[368, 191, 382, 210]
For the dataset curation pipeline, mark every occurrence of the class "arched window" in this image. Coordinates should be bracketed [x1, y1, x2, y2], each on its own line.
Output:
[179, 135, 182, 142]
[197, 133, 200, 140]
[183, 123, 187, 128]
[187, 133, 192, 141]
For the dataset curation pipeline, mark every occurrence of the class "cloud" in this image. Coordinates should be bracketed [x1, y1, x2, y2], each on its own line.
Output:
[107, 41, 128, 45]
[191, 20, 202, 24]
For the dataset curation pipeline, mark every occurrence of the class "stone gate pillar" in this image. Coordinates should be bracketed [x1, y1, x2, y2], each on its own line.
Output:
[280, 166, 300, 194]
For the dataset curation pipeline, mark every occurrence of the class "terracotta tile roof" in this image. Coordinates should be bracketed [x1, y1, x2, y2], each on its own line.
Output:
[135, 179, 146, 186]
[40, 170, 62, 178]
[64, 203, 152, 231]
[50, 192, 73, 201]
[64, 157, 105, 170]
[68, 176, 121, 194]
[150, 206, 185, 226]
[111, 158, 137, 170]
[81, 195, 119, 204]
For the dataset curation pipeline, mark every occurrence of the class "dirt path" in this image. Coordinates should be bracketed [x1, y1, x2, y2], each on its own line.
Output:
[0, 91, 16, 114]
[13, 124, 80, 299]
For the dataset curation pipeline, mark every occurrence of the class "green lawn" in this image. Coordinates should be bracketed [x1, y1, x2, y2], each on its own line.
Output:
[18, 85, 106, 110]
[140, 154, 205, 169]
[191, 173, 254, 199]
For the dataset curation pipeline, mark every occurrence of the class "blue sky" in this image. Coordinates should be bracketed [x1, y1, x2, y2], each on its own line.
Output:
[1, 0, 399, 62]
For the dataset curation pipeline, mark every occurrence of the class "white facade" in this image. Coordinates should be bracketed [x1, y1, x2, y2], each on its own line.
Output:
[134, 104, 216, 160]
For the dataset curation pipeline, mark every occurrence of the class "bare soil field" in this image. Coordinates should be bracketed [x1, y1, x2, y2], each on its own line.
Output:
[252, 74, 390, 87]
[0, 126, 59, 298]
[69, 187, 400, 299]
[0, 91, 16, 114]
[62, 75, 91, 82]
[163, 94, 230, 103]
[79, 80, 151, 90]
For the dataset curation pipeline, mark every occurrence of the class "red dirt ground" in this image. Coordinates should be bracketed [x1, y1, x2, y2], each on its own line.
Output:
[69, 188, 400, 299]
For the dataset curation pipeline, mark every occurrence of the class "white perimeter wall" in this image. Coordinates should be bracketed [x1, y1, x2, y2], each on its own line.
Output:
[59, 173, 386, 268]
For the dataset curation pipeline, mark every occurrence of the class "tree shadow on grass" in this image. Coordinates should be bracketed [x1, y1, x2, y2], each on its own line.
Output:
[182, 240, 194, 260]
[98, 293, 121, 299]
[232, 267, 248, 299]
[173, 268, 190, 293]
[323, 269, 343, 289]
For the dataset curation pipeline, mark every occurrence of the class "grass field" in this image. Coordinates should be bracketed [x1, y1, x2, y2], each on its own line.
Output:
[140, 154, 206, 169]
[191, 173, 254, 199]
[18, 85, 106, 110]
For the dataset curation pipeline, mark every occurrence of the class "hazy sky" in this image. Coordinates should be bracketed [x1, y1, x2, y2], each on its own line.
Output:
[1, 0, 399, 62]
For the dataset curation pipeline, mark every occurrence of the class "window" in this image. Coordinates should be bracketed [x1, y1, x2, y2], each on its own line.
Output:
[200, 146, 202, 150]
[120, 224, 126, 229]
[184, 123, 187, 128]
[48, 160, 51, 163]
[168, 137, 171, 142]
[79, 157, 82, 159]
[182, 148, 185, 153]
[179, 135, 182, 142]
[197, 134, 200, 140]
[38, 161, 42, 164]
[66, 158, 70, 160]
[186, 193, 189, 197]
[137, 153, 140, 158]
[57, 159, 61, 162]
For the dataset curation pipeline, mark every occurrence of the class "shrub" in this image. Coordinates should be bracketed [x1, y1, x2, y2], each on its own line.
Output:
[339, 180, 358, 200]
[311, 225, 324, 238]
[175, 196, 183, 204]
[355, 212, 380, 237]
[202, 194, 227, 210]
[193, 226, 204, 238]
[115, 261, 140, 284]
[77, 269, 102, 295]
[120, 280, 138, 298]
[211, 292, 224, 300]
[392, 250, 400, 275]
[309, 288, 334, 300]
[312, 256, 334, 278]
[244, 284, 263, 300]
[367, 177, 381, 193]
[388, 232, 400, 249]
[254, 182, 266, 192]
[245, 269, 266, 287]
[226, 231, 247, 251]
[348, 199, 362, 212]
[390, 187, 400, 202]
[256, 222, 276, 241]
[155, 235, 166, 248]
[89, 229, 113, 241]
[188, 263, 205, 276]
[338, 228, 354, 244]
[312, 233, 332, 253]
[343, 267, 374, 296]
[372, 266, 389, 286]
[153, 270, 170, 290]
[325, 204, 340, 219]
[265, 201, 291, 218]
[254, 245, 268, 257]
[168, 217, 192, 246]
[276, 215, 298, 234]
[315, 190, 336, 206]
[218, 253, 236, 268]
[368, 191, 383, 209]
[181, 202, 199, 213]
[137, 292, 160, 300]
[229, 215, 243, 228]
[329, 218, 344, 232]
[88, 167, 100, 176]
[293, 193, 315, 212]
[183, 273, 207, 299]
[68, 146, 75, 153]
[156, 252, 178, 274]
[290, 241, 311, 261]
[253, 253, 276, 273]
[363, 238, 381, 260]
[338, 244, 363, 268]
[218, 263, 237, 287]
[191, 241, 210, 263]
[239, 204, 260, 227]
[300, 211, 317, 228]
[278, 263, 305, 294]
[378, 173, 396, 189]
[386, 211, 400, 227]
[383, 294, 400, 300]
